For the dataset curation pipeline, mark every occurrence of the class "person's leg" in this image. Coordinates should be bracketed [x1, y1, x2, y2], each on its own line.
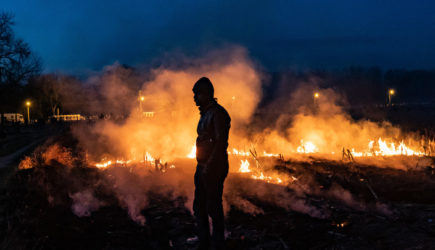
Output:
[207, 175, 226, 249]
[194, 169, 210, 249]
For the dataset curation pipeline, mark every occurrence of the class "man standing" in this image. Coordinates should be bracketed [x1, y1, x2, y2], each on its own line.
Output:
[193, 77, 231, 249]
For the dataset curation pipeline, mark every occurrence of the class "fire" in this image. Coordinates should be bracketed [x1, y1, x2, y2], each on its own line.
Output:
[230, 149, 279, 157]
[96, 160, 113, 168]
[145, 152, 155, 162]
[187, 145, 196, 159]
[353, 138, 425, 157]
[94, 152, 158, 169]
[294, 137, 427, 157]
[375, 138, 423, 156]
[26, 130, 430, 190]
[263, 151, 280, 157]
[231, 148, 250, 157]
[251, 172, 283, 184]
[239, 159, 251, 173]
[237, 159, 288, 185]
[297, 140, 318, 153]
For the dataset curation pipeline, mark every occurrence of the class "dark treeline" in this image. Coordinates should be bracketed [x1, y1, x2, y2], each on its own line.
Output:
[1, 12, 434, 124]
[262, 67, 435, 108]
[2, 65, 435, 122]
[257, 67, 435, 133]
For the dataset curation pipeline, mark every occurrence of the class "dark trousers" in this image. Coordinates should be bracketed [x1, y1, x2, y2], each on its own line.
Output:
[193, 165, 227, 249]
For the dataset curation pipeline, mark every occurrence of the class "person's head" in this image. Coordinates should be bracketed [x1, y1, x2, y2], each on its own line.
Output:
[193, 77, 214, 107]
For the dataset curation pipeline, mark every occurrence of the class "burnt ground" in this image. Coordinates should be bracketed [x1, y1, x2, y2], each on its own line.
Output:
[1, 133, 435, 249]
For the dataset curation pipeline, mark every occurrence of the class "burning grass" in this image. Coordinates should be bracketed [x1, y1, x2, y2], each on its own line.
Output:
[2, 48, 435, 248]
[1, 131, 435, 249]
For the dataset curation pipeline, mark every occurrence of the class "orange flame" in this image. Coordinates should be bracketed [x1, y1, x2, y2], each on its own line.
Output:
[187, 145, 196, 159]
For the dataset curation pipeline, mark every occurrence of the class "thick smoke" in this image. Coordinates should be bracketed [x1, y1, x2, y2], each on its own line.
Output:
[252, 80, 431, 170]
[73, 46, 262, 162]
[20, 46, 433, 224]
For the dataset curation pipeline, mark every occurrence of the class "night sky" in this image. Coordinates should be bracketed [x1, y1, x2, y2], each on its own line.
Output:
[3, 0, 435, 74]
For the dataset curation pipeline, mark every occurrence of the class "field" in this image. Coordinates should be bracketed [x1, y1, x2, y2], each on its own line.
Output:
[1, 124, 435, 249]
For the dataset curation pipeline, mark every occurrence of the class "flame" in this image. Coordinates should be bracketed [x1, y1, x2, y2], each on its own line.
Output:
[40, 133, 430, 189]
[231, 148, 250, 156]
[237, 159, 289, 185]
[187, 145, 196, 159]
[96, 160, 112, 168]
[145, 152, 155, 162]
[354, 138, 425, 157]
[239, 159, 251, 173]
[251, 173, 283, 184]
[376, 138, 423, 156]
[294, 137, 426, 157]
[297, 140, 318, 153]
[94, 152, 158, 169]
[263, 151, 280, 157]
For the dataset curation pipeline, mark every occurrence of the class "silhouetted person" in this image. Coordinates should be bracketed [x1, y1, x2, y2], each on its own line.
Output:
[193, 77, 231, 249]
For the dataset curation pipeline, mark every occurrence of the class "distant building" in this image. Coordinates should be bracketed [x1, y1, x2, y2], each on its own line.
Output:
[142, 112, 154, 118]
[4, 113, 24, 123]
[51, 114, 85, 122]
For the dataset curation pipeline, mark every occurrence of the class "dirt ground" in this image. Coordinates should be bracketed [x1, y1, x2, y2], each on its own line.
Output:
[1, 130, 435, 250]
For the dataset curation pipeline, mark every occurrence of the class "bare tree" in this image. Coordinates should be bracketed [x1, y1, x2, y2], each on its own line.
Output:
[0, 12, 42, 126]
[39, 74, 62, 116]
[29, 73, 90, 119]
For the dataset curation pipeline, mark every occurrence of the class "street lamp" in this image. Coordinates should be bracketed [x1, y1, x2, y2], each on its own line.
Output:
[139, 96, 145, 113]
[388, 89, 395, 106]
[313, 92, 319, 105]
[25, 101, 31, 123]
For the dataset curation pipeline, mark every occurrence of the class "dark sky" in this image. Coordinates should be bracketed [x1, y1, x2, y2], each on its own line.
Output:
[3, 0, 435, 73]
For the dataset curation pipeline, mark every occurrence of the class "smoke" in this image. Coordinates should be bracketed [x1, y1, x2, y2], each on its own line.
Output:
[224, 174, 325, 219]
[326, 183, 367, 211]
[70, 189, 103, 217]
[249, 79, 431, 170]
[99, 161, 196, 225]
[83, 63, 144, 115]
[19, 45, 432, 225]
[20, 142, 395, 224]
[56, 44, 430, 169]
[72, 46, 263, 162]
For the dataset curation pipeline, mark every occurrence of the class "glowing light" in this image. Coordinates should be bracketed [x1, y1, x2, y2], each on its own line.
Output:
[297, 140, 318, 153]
[231, 148, 250, 157]
[251, 172, 283, 184]
[94, 152, 161, 169]
[375, 138, 422, 156]
[351, 149, 363, 157]
[116, 160, 132, 165]
[145, 152, 155, 162]
[96, 160, 112, 168]
[263, 151, 280, 157]
[351, 138, 425, 157]
[187, 145, 196, 159]
[293, 137, 425, 157]
[314, 92, 319, 98]
[239, 159, 251, 173]
[389, 89, 395, 95]
[237, 158, 289, 185]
